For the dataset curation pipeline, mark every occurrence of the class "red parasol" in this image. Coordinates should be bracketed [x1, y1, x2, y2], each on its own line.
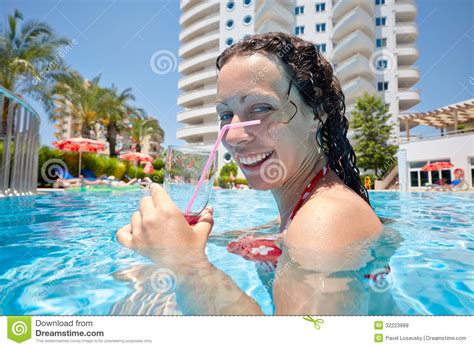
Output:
[53, 137, 106, 176]
[119, 152, 153, 163]
[421, 161, 453, 171]
[120, 152, 153, 178]
[143, 162, 154, 174]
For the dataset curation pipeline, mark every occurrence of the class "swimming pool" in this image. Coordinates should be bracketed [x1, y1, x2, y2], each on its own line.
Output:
[0, 189, 473, 315]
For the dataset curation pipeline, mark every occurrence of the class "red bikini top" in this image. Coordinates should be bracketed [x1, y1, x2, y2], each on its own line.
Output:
[285, 163, 330, 229]
[226, 163, 330, 267]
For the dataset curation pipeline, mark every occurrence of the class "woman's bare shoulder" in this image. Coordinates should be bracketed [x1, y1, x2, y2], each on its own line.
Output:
[285, 186, 383, 252]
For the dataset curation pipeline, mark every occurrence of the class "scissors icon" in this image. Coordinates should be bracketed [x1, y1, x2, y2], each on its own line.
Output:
[303, 316, 324, 330]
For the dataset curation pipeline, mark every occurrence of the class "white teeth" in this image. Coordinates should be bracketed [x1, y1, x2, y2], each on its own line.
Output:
[239, 151, 272, 165]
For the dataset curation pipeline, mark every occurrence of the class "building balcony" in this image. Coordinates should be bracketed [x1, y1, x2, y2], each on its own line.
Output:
[398, 88, 420, 111]
[257, 20, 292, 35]
[179, 69, 217, 91]
[332, 7, 374, 43]
[331, 30, 374, 64]
[176, 122, 219, 142]
[255, 0, 294, 30]
[177, 104, 217, 124]
[335, 53, 374, 84]
[177, 86, 217, 108]
[397, 66, 420, 88]
[395, 22, 418, 44]
[395, 0, 417, 22]
[179, 50, 219, 75]
[396, 44, 419, 65]
[342, 76, 376, 105]
[180, 13, 219, 44]
[332, 0, 374, 22]
[179, 32, 219, 59]
[179, 1, 219, 28]
[180, 0, 195, 12]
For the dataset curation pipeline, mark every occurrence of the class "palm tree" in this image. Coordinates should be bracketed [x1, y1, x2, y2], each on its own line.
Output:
[100, 85, 137, 157]
[0, 9, 71, 129]
[127, 114, 164, 153]
[49, 72, 110, 138]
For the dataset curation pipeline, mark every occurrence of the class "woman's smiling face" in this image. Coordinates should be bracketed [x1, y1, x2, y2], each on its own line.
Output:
[216, 53, 322, 190]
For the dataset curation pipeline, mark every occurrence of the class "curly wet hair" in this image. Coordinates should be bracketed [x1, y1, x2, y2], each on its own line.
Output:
[215, 32, 370, 205]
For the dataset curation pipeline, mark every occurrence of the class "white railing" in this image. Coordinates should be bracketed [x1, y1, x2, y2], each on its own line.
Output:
[398, 127, 474, 144]
[0, 86, 40, 196]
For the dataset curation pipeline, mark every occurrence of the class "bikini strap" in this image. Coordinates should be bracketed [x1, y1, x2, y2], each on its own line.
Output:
[284, 163, 329, 231]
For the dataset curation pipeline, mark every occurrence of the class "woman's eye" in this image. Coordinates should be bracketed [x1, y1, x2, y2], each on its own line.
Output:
[219, 113, 233, 122]
[252, 106, 273, 113]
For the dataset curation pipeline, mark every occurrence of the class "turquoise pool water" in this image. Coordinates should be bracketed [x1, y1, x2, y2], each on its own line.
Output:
[0, 190, 473, 315]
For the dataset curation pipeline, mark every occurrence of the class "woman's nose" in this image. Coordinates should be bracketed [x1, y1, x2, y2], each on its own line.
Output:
[224, 115, 254, 148]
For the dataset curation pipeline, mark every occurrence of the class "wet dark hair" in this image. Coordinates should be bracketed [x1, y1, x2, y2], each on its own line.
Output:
[216, 32, 370, 206]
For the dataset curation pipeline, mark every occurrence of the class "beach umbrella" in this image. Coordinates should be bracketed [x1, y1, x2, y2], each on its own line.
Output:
[119, 152, 153, 163]
[120, 152, 153, 178]
[421, 161, 453, 171]
[143, 162, 154, 174]
[53, 137, 106, 176]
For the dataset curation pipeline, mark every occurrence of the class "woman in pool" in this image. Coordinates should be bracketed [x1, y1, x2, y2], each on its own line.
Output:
[116, 32, 386, 315]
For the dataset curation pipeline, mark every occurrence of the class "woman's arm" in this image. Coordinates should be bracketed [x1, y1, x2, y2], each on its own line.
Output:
[116, 184, 263, 315]
[272, 193, 384, 315]
[167, 256, 262, 315]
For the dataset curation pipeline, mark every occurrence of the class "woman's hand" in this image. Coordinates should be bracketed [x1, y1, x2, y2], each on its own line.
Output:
[116, 183, 214, 265]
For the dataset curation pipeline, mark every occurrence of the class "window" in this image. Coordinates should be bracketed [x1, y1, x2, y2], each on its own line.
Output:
[316, 23, 326, 32]
[409, 160, 452, 187]
[315, 43, 326, 53]
[315, 2, 326, 12]
[225, 37, 234, 46]
[295, 26, 305, 35]
[377, 81, 389, 91]
[226, 1, 235, 11]
[376, 38, 387, 47]
[225, 19, 234, 30]
[410, 171, 419, 187]
[243, 15, 253, 25]
[375, 0, 385, 5]
[295, 5, 304, 15]
[470, 157, 474, 187]
[376, 59, 388, 70]
[376, 17, 387, 26]
[243, 0, 252, 6]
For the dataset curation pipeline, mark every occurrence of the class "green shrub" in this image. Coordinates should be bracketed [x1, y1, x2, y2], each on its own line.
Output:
[234, 178, 247, 185]
[83, 153, 108, 177]
[127, 165, 145, 179]
[218, 176, 231, 188]
[152, 158, 165, 170]
[219, 163, 238, 177]
[150, 169, 164, 183]
[36, 146, 164, 185]
[112, 160, 127, 179]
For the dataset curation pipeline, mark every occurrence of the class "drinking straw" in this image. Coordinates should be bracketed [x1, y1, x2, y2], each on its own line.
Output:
[185, 119, 261, 215]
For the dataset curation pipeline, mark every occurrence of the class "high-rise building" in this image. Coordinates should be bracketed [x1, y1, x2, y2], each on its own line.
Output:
[177, 0, 419, 168]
